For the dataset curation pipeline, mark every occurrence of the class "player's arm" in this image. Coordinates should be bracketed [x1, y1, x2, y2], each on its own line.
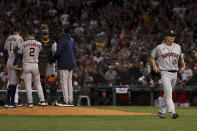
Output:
[179, 52, 185, 74]
[47, 42, 57, 64]
[13, 53, 22, 66]
[3, 49, 8, 64]
[149, 48, 159, 73]
[13, 53, 23, 71]
[149, 58, 159, 73]
[71, 38, 76, 54]
[13, 43, 23, 66]
[3, 40, 9, 64]
[52, 42, 57, 53]
[52, 38, 64, 61]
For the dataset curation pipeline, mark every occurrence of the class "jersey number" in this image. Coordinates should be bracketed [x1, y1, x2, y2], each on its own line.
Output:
[29, 48, 35, 56]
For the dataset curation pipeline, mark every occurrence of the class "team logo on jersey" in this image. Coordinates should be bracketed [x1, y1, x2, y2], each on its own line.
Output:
[7, 37, 16, 42]
[162, 52, 179, 58]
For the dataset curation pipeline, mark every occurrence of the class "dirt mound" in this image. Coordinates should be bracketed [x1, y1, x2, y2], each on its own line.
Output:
[0, 106, 154, 116]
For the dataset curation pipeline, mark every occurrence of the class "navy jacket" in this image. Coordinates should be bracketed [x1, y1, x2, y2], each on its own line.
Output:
[54, 34, 75, 70]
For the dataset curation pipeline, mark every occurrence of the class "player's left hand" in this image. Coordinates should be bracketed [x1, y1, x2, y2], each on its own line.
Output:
[179, 66, 185, 74]
[14, 65, 23, 71]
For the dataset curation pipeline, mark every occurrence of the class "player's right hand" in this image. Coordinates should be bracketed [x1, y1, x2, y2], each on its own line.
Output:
[153, 65, 159, 73]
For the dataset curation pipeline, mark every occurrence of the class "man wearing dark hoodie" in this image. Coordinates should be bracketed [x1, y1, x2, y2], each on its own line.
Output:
[53, 24, 75, 106]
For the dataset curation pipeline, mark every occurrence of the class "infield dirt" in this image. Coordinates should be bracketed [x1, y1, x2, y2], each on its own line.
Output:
[0, 106, 154, 116]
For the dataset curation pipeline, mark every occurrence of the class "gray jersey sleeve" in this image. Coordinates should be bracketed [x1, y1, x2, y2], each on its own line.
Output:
[4, 36, 10, 50]
[52, 42, 57, 53]
[151, 47, 158, 59]
[179, 46, 184, 59]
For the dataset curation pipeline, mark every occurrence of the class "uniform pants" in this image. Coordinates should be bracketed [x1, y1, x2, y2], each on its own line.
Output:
[7, 62, 19, 85]
[7, 61, 19, 104]
[59, 70, 73, 103]
[159, 71, 177, 114]
[23, 63, 45, 104]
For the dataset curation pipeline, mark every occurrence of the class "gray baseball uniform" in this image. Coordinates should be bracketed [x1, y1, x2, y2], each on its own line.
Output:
[4, 35, 23, 106]
[18, 40, 45, 104]
[4, 35, 23, 85]
[151, 42, 183, 114]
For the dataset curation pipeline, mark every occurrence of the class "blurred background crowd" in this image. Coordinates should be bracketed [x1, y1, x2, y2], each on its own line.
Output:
[0, 0, 197, 106]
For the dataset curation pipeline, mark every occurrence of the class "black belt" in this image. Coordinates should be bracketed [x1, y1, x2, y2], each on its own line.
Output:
[23, 62, 38, 64]
[161, 70, 178, 73]
[168, 70, 178, 73]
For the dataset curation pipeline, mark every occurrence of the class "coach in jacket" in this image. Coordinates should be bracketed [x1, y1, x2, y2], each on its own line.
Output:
[53, 25, 75, 106]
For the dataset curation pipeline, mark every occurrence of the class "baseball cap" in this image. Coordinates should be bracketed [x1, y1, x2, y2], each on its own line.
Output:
[27, 27, 35, 35]
[165, 30, 176, 37]
[64, 24, 71, 33]
[13, 25, 21, 32]
[56, 26, 64, 33]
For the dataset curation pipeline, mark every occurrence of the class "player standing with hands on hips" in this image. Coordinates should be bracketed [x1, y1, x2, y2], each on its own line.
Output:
[52, 25, 75, 107]
[150, 30, 185, 119]
[13, 28, 47, 107]
[3, 26, 23, 108]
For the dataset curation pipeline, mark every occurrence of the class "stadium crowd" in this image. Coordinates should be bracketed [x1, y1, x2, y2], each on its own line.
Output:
[0, 0, 197, 105]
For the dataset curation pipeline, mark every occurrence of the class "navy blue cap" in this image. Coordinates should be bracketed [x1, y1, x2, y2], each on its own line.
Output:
[13, 25, 21, 32]
[165, 30, 176, 37]
[56, 27, 64, 33]
[27, 27, 35, 35]
[64, 24, 71, 33]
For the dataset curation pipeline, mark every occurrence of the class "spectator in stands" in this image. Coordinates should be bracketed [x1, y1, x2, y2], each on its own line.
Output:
[104, 66, 118, 86]
[181, 63, 193, 84]
[117, 65, 130, 85]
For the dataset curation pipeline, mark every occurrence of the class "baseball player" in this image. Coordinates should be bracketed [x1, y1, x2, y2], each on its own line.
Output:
[3, 26, 23, 108]
[38, 24, 61, 106]
[52, 25, 75, 107]
[13, 28, 47, 107]
[150, 30, 185, 119]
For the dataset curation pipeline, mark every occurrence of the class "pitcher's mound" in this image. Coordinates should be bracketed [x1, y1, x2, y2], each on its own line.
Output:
[0, 106, 154, 116]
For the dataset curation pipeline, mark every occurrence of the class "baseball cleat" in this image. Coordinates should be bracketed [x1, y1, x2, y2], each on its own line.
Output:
[158, 112, 166, 119]
[60, 102, 70, 107]
[56, 103, 64, 106]
[4, 104, 10, 108]
[169, 113, 179, 119]
[27, 103, 34, 108]
[52, 101, 63, 106]
[4, 104, 15, 108]
[52, 101, 57, 106]
[68, 102, 74, 107]
[38, 101, 48, 106]
[15, 103, 23, 107]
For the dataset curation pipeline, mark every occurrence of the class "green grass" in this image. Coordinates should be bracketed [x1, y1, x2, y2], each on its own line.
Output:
[0, 106, 197, 131]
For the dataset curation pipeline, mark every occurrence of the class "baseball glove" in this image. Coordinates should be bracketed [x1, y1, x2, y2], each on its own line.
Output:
[47, 51, 55, 64]
[150, 71, 161, 81]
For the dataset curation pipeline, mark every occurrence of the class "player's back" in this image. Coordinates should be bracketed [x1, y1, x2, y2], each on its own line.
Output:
[4, 35, 23, 61]
[22, 40, 42, 63]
